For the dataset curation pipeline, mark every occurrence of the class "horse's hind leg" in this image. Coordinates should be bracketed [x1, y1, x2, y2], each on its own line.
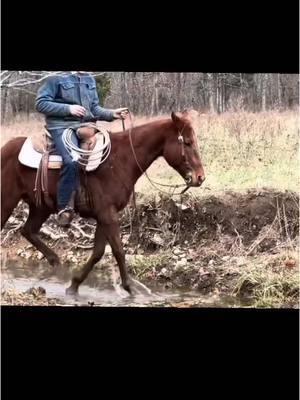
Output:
[1, 183, 22, 230]
[66, 224, 106, 295]
[20, 205, 61, 267]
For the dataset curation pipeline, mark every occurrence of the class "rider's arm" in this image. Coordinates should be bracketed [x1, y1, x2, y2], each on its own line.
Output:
[35, 76, 71, 117]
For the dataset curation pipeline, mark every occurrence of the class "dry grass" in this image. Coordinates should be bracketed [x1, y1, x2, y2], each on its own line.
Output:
[197, 110, 299, 193]
[105, 110, 299, 194]
[1, 287, 64, 306]
[1, 110, 299, 195]
[232, 250, 299, 308]
[1, 114, 44, 146]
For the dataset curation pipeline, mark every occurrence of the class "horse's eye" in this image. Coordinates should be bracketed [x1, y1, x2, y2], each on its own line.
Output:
[184, 141, 192, 147]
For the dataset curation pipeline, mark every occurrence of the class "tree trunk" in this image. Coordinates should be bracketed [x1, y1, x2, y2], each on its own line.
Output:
[207, 73, 215, 113]
[150, 73, 159, 116]
[121, 72, 129, 107]
[261, 73, 267, 111]
[155, 78, 159, 114]
[218, 74, 224, 113]
[175, 72, 184, 111]
[222, 77, 226, 112]
[277, 73, 282, 109]
[1, 86, 8, 123]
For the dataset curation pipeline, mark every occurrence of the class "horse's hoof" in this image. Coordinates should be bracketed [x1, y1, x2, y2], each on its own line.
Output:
[50, 257, 61, 269]
[53, 262, 62, 271]
[66, 285, 78, 296]
[113, 285, 130, 298]
[122, 283, 134, 296]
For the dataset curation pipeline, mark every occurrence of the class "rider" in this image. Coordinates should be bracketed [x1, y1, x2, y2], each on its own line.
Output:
[35, 71, 128, 227]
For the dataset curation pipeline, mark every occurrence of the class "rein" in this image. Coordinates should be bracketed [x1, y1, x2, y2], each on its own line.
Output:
[125, 111, 191, 196]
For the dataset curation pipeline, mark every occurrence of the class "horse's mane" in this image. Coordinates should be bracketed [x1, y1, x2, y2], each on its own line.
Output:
[112, 115, 169, 130]
[110, 117, 171, 137]
[108, 113, 193, 138]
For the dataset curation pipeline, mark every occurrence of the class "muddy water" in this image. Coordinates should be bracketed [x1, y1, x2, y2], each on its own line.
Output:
[1, 259, 245, 307]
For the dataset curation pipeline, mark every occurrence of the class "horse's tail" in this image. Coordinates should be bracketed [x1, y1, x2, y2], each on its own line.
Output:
[1, 137, 26, 168]
[1, 137, 26, 229]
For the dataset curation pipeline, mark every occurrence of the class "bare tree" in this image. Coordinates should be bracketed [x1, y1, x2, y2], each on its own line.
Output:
[261, 73, 268, 111]
[1, 71, 298, 122]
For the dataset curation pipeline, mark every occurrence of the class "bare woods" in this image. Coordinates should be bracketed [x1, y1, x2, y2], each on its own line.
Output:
[1, 71, 298, 122]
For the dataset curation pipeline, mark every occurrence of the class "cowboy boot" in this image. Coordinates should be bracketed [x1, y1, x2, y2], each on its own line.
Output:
[57, 191, 76, 227]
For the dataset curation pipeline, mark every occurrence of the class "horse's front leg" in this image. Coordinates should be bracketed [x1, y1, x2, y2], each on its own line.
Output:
[102, 211, 154, 296]
[101, 219, 133, 295]
[66, 223, 106, 295]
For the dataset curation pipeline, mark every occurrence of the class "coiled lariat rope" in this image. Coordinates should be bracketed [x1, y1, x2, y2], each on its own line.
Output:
[62, 123, 111, 168]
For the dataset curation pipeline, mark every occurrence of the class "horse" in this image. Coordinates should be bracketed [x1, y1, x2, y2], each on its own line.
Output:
[1, 111, 205, 295]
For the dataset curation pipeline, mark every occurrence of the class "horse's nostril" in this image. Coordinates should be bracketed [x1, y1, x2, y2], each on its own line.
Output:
[198, 176, 205, 183]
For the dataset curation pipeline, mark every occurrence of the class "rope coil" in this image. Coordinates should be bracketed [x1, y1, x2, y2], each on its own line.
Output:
[62, 127, 111, 168]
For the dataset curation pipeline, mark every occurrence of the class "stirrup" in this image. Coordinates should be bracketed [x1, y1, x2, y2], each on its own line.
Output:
[57, 207, 74, 227]
[57, 206, 74, 216]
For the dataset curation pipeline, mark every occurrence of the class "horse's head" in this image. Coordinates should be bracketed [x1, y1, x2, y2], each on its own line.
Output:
[163, 111, 205, 187]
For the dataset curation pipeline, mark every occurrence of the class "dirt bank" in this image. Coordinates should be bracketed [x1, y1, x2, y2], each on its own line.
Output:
[1, 189, 299, 307]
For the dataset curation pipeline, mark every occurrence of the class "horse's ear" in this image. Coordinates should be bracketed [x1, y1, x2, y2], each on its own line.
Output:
[171, 111, 183, 129]
[182, 109, 194, 122]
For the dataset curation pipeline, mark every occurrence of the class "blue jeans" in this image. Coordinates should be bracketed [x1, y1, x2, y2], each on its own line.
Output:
[48, 128, 79, 211]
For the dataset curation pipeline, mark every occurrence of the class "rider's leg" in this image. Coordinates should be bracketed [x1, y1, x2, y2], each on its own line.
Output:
[48, 128, 79, 226]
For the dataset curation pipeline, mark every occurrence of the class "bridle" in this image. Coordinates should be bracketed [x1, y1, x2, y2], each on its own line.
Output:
[176, 125, 192, 193]
[125, 111, 192, 196]
[177, 127, 186, 160]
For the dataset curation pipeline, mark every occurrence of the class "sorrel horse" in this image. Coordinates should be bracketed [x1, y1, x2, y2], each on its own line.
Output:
[1, 111, 205, 295]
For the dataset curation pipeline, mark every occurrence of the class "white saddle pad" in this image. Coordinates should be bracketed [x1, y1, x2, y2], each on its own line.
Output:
[18, 135, 106, 171]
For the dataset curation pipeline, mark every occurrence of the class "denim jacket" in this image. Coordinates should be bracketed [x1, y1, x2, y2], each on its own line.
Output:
[35, 73, 114, 129]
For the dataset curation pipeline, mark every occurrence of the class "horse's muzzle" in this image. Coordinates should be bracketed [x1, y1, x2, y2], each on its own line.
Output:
[185, 175, 193, 185]
[184, 172, 205, 187]
[198, 175, 205, 186]
[185, 174, 205, 187]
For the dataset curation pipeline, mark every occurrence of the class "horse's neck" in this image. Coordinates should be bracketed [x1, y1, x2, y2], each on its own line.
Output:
[112, 120, 169, 186]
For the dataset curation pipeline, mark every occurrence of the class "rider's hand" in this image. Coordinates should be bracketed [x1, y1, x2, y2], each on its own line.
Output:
[69, 105, 86, 117]
[113, 108, 129, 120]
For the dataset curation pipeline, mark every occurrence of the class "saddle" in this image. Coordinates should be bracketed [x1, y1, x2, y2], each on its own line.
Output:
[31, 124, 100, 167]
[21, 124, 109, 209]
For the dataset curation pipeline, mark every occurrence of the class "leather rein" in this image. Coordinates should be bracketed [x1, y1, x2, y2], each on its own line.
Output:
[124, 111, 191, 196]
